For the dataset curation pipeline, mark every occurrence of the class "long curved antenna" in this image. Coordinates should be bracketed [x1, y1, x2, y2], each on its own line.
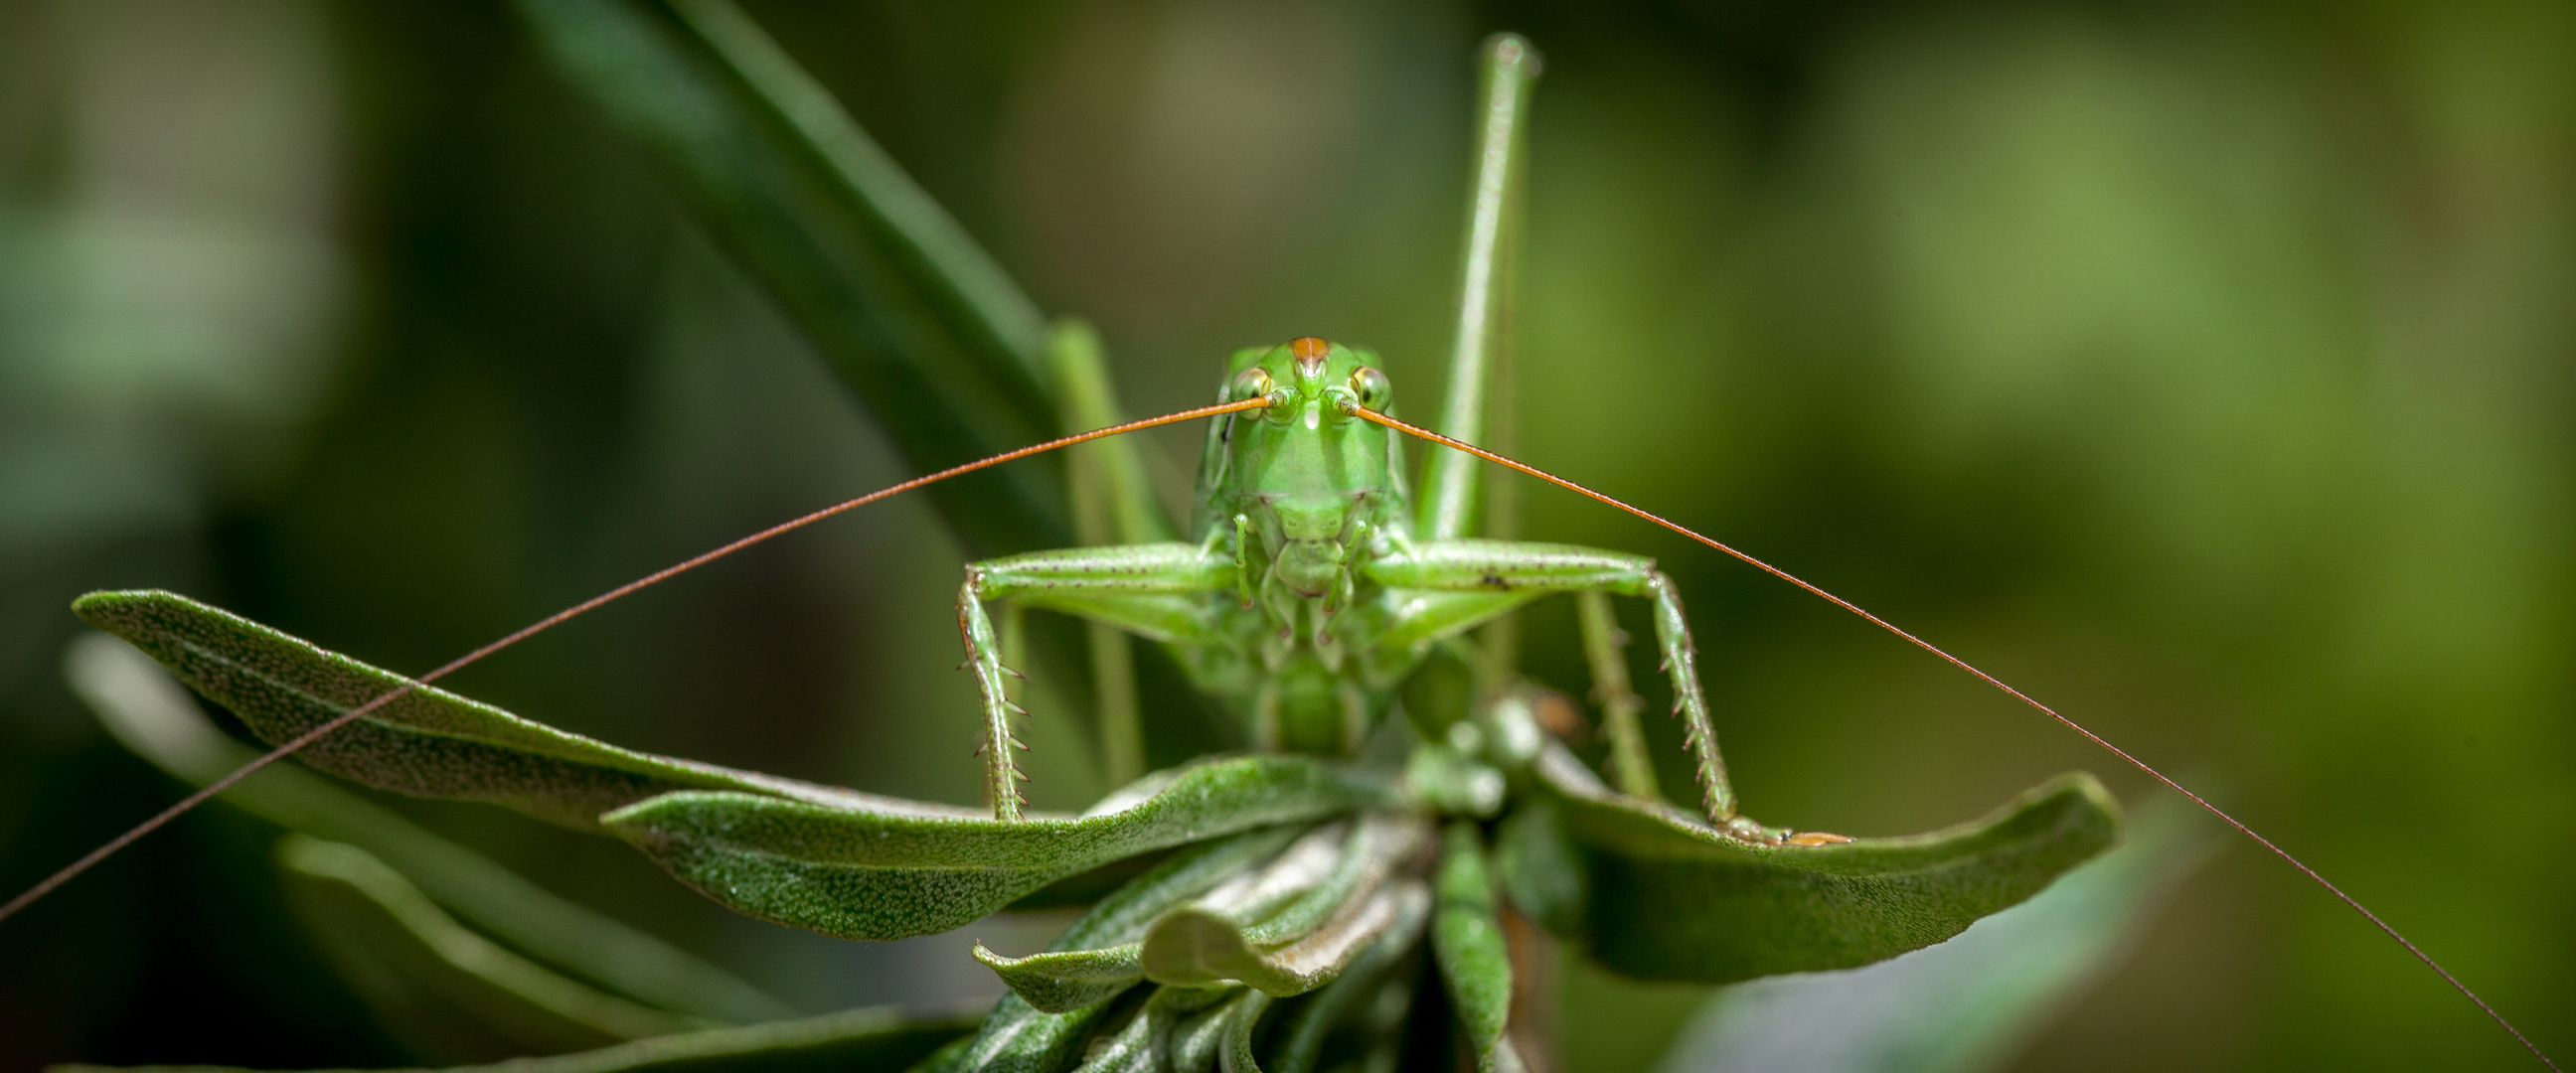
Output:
[1354, 404, 2559, 1071]
[0, 396, 1271, 928]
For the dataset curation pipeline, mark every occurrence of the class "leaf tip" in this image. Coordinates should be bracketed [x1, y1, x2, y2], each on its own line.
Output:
[70, 588, 184, 631]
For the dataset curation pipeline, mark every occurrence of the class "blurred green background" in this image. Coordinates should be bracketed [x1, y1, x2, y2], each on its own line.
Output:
[1, 0, 2568, 1070]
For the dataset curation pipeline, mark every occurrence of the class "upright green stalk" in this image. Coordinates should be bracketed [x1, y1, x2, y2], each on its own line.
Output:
[1419, 35, 1540, 543]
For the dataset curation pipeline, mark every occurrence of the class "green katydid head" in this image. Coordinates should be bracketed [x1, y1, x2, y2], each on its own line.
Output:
[1217, 337, 1401, 597]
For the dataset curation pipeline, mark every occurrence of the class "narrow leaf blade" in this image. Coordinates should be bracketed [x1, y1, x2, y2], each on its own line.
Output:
[1663, 796, 2222, 1073]
[969, 944, 1143, 1015]
[600, 760, 1393, 940]
[1138, 815, 1432, 996]
[1525, 745, 2120, 984]
[66, 633, 794, 1024]
[73, 590, 951, 831]
[1431, 823, 1513, 1062]
[274, 836, 714, 1059]
[513, 0, 1068, 557]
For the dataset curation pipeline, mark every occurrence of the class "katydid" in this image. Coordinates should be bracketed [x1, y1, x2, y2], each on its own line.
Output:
[5, 19, 2556, 1073]
[963, 334, 1780, 842]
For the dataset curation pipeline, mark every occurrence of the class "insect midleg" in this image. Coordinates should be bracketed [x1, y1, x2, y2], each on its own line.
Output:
[1366, 538, 1738, 825]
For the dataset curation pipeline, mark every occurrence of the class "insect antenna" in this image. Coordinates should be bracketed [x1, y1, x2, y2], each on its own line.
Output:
[0, 396, 1273, 928]
[1353, 404, 2560, 1071]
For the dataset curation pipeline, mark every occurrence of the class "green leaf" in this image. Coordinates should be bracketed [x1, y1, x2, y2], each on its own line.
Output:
[1491, 795, 1586, 939]
[1140, 880, 1428, 999]
[1051, 986, 1236, 1072]
[600, 760, 1395, 941]
[72, 590, 946, 832]
[939, 838, 1294, 1073]
[66, 633, 794, 1025]
[973, 828, 1304, 1013]
[924, 995, 1100, 1073]
[273, 836, 716, 1060]
[1430, 823, 1513, 1065]
[1522, 744, 2120, 984]
[513, 0, 1069, 558]
[1259, 881, 1432, 1073]
[1218, 991, 1273, 1073]
[971, 945, 1145, 1019]
[1664, 796, 2222, 1073]
[1001, 848, 1177, 912]
[50, 1004, 980, 1073]
[1139, 815, 1432, 995]
[1167, 990, 1246, 1071]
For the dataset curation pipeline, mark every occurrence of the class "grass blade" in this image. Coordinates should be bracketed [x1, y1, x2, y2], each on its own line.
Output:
[514, 0, 1068, 556]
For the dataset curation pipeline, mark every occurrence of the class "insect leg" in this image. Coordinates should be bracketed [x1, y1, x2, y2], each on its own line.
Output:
[1576, 590, 1660, 800]
[955, 579, 1027, 821]
[1366, 539, 1736, 823]
[961, 542, 1238, 808]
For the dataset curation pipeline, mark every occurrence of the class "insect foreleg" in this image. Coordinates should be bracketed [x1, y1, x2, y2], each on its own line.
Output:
[1366, 539, 1738, 825]
[959, 542, 1236, 817]
[956, 581, 1028, 821]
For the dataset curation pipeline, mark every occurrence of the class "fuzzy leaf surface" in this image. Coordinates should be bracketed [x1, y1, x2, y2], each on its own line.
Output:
[936, 833, 1308, 1072]
[1138, 814, 1430, 996]
[1138, 880, 1427, 997]
[1663, 797, 2220, 1073]
[1431, 823, 1512, 1062]
[74, 590, 958, 831]
[1523, 745, 2120, 984]
[601, 762, 1392, 941]
[973, 828, 1304, 1012]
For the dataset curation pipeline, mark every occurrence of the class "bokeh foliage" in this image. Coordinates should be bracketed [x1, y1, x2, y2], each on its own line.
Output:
[1, 1, 2570, 1071]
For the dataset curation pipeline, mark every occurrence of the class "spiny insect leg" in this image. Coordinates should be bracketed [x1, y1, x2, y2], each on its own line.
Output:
[1639, 570, 1735, 821]
[956, 574, 1025, 821]
[1365, 539, 1737, 822]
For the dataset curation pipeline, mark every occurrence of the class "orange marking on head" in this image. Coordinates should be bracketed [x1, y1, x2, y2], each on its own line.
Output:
[1290, 336, 1330, 382]
[1786, 832, 1854, 846]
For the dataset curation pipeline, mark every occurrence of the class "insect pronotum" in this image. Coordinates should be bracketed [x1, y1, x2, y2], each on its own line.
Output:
[2, 22, 2555, 1072]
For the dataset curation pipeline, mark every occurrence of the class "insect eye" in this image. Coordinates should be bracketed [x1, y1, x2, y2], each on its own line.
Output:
[1231, 367, 1275, 404]
[1350, 367, 1390, 411]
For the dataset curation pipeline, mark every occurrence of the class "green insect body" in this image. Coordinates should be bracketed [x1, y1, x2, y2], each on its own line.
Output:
[959, 334, 1778, 843]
